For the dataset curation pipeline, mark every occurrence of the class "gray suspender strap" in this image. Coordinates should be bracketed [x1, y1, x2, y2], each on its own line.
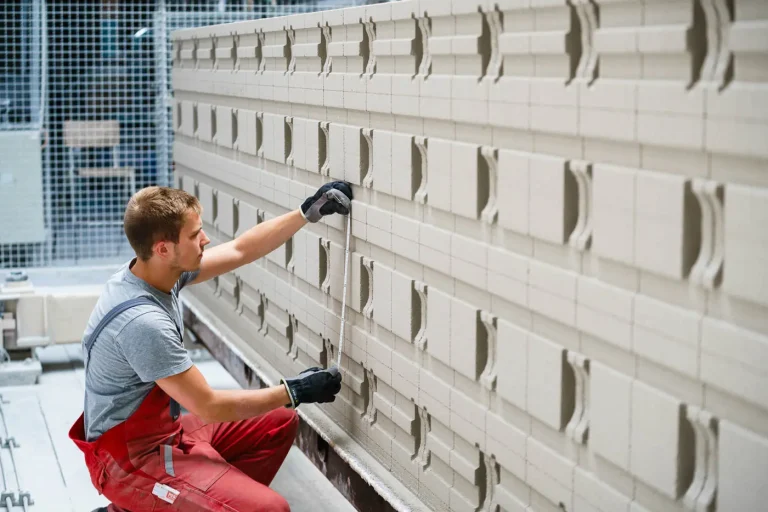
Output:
[84, 297, 159, 363]
[84, 296, 183, 419]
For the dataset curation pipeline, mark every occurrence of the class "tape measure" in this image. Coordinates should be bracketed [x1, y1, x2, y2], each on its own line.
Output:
[335, 211, 352, 369]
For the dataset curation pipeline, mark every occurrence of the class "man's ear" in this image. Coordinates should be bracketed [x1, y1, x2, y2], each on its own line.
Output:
[154, 240, 170, 259]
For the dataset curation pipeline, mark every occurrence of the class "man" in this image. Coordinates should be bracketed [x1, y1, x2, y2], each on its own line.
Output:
[69, 181, 353, 512]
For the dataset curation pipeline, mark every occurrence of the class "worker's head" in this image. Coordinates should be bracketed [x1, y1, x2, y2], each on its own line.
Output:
[124, 186, 210, 271]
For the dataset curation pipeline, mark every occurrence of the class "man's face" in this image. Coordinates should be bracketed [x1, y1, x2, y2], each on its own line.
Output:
[168, 210, 210, 272]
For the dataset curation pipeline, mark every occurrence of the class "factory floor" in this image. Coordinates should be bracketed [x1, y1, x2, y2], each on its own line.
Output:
[0, 344, 356, 512]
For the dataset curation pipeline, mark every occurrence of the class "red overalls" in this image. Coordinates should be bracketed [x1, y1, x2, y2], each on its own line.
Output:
[69, 298, 298, 511]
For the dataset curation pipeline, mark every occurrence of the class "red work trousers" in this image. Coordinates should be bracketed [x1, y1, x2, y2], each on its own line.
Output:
[69, 385, 299, 511]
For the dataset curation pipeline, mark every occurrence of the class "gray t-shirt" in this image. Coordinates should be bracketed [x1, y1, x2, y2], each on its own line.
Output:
[82, 258, 199, 441]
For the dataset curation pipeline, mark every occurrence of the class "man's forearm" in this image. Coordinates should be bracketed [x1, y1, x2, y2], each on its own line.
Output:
[234, 209, 307, 265]
[202, 385, 290, 423]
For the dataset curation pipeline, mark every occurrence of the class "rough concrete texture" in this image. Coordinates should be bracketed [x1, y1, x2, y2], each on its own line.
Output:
[170, 1, 768, 510]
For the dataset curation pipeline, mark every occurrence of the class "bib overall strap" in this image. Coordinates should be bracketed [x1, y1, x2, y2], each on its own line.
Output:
[84, 296, 184, 419]
[85, 297, 161, 363]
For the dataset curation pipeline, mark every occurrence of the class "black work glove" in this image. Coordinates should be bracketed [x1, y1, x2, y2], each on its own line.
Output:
[281, 366, 342, 408]
[300, 181, 353, 223]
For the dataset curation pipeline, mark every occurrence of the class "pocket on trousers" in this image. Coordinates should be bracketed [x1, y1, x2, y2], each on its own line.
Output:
[161, 444, 230, 492]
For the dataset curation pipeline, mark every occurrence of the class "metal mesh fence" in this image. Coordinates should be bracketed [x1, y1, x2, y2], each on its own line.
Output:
[0, 0, 47, 269]
[0, 0, 45, 131]
[1, 0, 378, 271]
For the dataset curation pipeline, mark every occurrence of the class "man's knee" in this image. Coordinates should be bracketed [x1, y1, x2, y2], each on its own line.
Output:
[261, 491, 290, 512]
[273, 407, 299, 438]
[286, 408, 299, 432]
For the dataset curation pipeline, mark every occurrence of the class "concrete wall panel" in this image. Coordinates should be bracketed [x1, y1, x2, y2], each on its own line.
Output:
[172, 4, 768, 510]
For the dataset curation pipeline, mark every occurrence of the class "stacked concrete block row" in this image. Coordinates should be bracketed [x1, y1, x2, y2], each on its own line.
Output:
[171, 1, 768, 511]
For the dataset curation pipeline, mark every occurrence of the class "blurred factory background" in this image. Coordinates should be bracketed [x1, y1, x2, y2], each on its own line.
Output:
[0, 0, 376, 269]
[0, 2, 384, 511]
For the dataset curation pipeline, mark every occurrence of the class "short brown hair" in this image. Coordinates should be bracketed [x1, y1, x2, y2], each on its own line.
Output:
[124, 186, 201, 261]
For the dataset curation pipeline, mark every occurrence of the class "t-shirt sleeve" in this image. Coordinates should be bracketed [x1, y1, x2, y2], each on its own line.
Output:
[176, 269, 201, 291]
[116, 310, 193, 383]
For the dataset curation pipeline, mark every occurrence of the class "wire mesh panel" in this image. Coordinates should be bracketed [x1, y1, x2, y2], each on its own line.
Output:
[0, 0, 45, 131]
[0, 0, 381, 270]
[0, 0, 47, 269]
[44, 1, 167, 267]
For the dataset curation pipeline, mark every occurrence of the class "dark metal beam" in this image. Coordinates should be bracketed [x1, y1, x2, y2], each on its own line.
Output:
[183, 305, 398, 512]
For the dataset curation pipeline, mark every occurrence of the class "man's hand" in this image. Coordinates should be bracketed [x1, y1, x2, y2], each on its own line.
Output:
[281, 366, 343, 408]
[300, 181, 353, 223]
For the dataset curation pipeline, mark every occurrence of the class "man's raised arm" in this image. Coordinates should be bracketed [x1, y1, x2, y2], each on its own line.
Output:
[190, 181, 352, 285]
